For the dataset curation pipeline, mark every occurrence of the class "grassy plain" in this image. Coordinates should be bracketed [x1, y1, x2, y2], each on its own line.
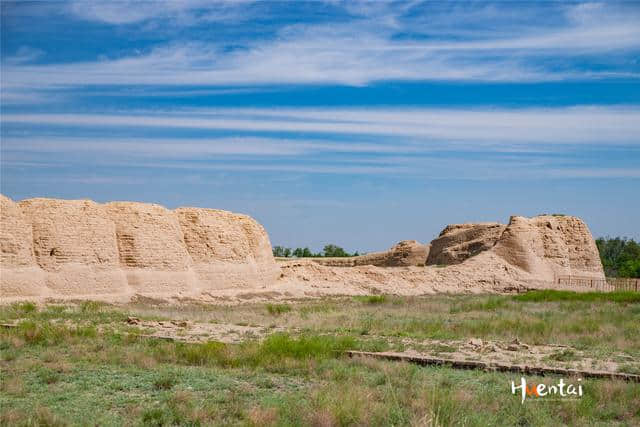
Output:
[1, 291, 639, 426]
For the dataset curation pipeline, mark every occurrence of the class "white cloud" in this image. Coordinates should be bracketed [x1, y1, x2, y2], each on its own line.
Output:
[3, 106, 639, 145]
[3, 106, 638, 179]
[1, 136, 306, 156]
[0, 90, 50, 105]
[3, 2, 639, 90]
[68, 0, 254, 25]
[1, 136, 424, 157]
[6, 150, 637, 180]
[547, 168, 640, 179]
[3, 46, 44, 65]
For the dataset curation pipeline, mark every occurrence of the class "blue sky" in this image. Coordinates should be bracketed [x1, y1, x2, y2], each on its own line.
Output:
[1, 1, 639, 251]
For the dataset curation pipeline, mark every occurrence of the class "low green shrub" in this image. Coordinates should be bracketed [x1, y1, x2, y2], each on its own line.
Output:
[14, 301, 38, 314]
[450, 296, 508, 313]
[546, 349, 579, 362]
[353, 295, 386, 304]
[35, 366, 61, 385]
[176, 341, 228, 366]
[16, 320, 71, 345]
[153, 372, 177, 390]
[258, 333, 355, 361]
[266, 303, 292, 315]
[172, 333, 357, 369]
[80, 300, 105, 313]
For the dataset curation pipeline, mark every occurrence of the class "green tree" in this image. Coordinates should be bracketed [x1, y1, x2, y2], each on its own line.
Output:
[596, 237, 640, 277]
[323, 244, 350, 257]
[275, 244, 359, 258]
[619, 259, 640, 278]
[272, 246, 294, 257]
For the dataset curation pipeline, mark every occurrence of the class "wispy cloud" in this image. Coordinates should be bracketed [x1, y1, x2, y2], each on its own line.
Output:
[546, 168, 640, 179]
[3, 46, 44, 65]
[5, 149, 637, 180]
[1, 135, 434, 157]
[3, 1, 639, 93]
[0, 89, 54, 105]
[4, 106, 639, 145]
[1, 136, 310, 157]
[68, 0, 254, 25]
[2, 106, 638, 180]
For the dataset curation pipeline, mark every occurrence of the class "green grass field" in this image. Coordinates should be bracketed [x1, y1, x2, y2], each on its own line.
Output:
[1, 291, 639, 426]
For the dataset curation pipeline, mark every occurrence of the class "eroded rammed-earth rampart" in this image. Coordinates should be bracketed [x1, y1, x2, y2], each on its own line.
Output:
[1, 195, 278, 300]
[1, 195, 604, 302]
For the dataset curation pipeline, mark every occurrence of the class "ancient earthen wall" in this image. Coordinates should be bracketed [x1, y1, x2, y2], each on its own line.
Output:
[312, 240, 430, 267]
[426, 223, 506, 266]
[0, 194, 605, 301]
[0, 195, 279, 300]
[0, 195, 46, 297]
[176, 208, 279, 290]
[19, 198, 128, 296]
[492, 215, 604, 281]
[105, 202, 196, 295]
[424, 216, 604, 281]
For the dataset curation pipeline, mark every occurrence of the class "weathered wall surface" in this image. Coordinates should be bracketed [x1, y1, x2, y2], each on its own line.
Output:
[0, 195, 278, 300]
[0, 195, 46, 297]
[424, 216, 604, 281]
[0, 195, 35, 268]
[176, 208, 279, 290]
[382, 240, 430, 267]
[20, 198, 128, 296]
[283, 215, 604, 296]
[492, 215, 604, 281]
[426, 223, 506, 266]
[312, 240, 430, 267]
[105, 202, 196, 295]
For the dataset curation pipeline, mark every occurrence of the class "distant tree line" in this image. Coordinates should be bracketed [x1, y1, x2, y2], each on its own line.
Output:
[273, 244, 359, 258]
[596, 237, 640, 278]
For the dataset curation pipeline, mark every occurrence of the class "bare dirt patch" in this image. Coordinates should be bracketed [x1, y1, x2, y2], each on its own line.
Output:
[125, 316, 288, 343]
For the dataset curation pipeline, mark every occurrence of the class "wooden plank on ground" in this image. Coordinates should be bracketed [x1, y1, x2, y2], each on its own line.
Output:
[347, 351, 640, 383]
